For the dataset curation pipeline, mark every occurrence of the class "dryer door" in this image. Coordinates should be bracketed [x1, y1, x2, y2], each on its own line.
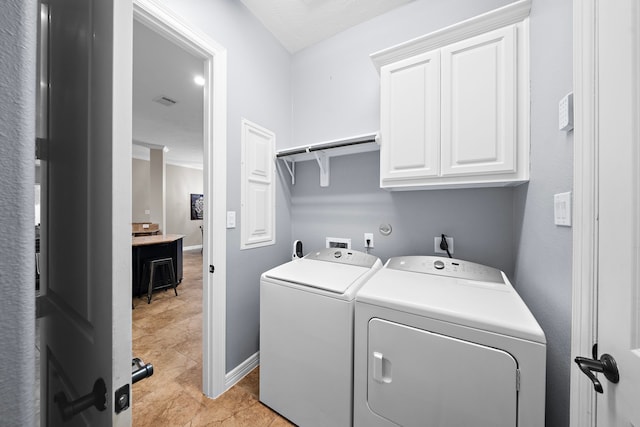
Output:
[368, 318, 518, 427]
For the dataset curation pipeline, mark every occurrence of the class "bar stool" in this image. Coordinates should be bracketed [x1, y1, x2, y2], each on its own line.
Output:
[145, 257, 178, 304]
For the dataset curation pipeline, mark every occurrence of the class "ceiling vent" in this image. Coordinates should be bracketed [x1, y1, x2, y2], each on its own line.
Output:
[153, 95, 177, 106]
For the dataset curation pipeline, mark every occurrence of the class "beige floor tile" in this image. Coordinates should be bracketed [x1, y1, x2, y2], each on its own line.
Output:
[132, 250, 290, 426]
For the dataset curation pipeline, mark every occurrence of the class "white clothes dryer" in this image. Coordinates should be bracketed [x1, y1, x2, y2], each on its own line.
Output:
[353, 256, 546, 427]
[260, 248, 382, 427]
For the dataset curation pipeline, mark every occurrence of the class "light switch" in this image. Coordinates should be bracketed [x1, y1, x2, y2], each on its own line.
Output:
[554, 192, 572, 226]
[226, 211, 236, 229]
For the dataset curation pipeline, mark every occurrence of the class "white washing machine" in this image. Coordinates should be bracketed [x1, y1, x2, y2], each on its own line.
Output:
[260, 248, 382, 427]
[353, 256, 546, 427]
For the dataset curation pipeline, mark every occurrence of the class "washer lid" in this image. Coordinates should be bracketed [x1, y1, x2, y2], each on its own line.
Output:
[356, 257, 545, 344]
[263, 249, 380, 294]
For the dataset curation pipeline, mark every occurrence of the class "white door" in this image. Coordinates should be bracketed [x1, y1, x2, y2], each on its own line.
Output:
[594, 0, 640, 423]
[39, 0, 132, 425]
[572, 0, 640, 425]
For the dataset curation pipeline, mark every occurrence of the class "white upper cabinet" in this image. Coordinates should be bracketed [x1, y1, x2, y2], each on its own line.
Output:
[380, 50, 441, 182]
[373, 0, 530, 190]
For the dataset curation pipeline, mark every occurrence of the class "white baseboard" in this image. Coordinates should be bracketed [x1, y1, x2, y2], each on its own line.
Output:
[225, 351, 260, 390]
[183, 245, 202, 252]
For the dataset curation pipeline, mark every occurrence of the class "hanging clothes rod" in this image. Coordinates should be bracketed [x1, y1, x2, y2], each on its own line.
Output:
[275, 131, 379, 187]
[275, 132, 379, 158]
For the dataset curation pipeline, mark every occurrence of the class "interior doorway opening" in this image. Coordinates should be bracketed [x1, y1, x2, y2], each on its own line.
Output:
[130, 13, 206, 422]
[132, 0, 228, 401]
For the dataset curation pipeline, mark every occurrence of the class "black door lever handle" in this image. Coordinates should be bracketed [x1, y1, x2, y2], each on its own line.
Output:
[574, 344, 619, 393]
[54, 378, 107, 421]
[132, 357, 154, 384]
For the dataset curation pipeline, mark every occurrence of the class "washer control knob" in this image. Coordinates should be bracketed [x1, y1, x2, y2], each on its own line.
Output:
[334, 251, 342, 258]
[434, 260, 445, 270]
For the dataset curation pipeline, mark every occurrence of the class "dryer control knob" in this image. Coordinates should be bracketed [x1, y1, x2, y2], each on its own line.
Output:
[334, 251, 342, 258]
[434, 260, 445, 270]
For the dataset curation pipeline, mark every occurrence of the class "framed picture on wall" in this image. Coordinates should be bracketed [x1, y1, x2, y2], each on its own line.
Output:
[190, 193, 204, 220]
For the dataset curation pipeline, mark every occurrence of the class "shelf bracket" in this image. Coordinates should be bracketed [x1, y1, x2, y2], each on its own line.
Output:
[312, 151, 330, 187]
[281, 158, 295, 185]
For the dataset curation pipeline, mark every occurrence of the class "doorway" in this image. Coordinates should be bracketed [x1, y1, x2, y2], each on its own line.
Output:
[130, 12, 206, 419]
[133, 0, 228, 400]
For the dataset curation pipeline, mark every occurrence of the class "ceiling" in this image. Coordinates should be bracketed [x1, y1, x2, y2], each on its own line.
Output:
[239, 0, 414, 53]
[132, 20, 204, 169]
[132, 1, 414, 168]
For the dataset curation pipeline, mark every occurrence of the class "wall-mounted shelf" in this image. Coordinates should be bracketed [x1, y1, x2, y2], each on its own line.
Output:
[276, 132, 379, 187]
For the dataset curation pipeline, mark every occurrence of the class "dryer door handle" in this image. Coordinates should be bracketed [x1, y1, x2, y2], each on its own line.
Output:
[372, 352, 392, 384]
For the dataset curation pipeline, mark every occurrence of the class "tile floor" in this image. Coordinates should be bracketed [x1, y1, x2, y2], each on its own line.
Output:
[132, 250, 292, 426]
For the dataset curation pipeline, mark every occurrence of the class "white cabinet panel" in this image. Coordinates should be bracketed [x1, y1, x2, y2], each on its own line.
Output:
[380, 51, 440, 183]
[441, 25, 516, 176]
[241, 119, 275, 249]
[245, 181, 270, 243]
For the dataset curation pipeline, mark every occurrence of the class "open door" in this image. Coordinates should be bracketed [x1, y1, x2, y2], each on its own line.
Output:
[590, 0, 640, 423]
[38, 0, 132, 425]
[572, 0, 640, 425]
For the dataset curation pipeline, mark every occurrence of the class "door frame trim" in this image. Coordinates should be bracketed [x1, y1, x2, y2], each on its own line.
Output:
[133, 0, 228, 398]
[570, 0, 598, 424]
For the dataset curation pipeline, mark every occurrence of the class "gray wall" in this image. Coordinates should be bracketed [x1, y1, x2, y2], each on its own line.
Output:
[0, 0, 37, 425]
[132, 157, 151, 222]
[289, 0, 573, 426]
[132, 158, 205, 247]
[155, 0, 293, 371]
[166, 164, 204, 248]
[292, 152, 516, 275]
[513, 0, 574, 425]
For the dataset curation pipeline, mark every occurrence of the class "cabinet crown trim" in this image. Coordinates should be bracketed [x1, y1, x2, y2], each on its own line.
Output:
[370, 0, 531, 73]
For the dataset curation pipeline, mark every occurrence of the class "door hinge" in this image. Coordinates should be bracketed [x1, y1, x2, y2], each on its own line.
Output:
[516, 369, 521, 391]
[35, 137, 47, 160]
[209, 265, 215, 273]
[36, 294, 51, 319]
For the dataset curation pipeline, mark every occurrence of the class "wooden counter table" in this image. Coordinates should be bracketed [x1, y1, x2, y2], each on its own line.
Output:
[132, 234, 184, 297]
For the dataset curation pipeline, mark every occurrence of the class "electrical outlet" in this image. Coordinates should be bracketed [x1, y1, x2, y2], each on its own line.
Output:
[364, 233, 374, 249]
[434, 236, 454, 255]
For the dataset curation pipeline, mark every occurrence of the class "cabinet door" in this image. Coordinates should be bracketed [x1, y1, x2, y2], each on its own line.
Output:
[441, 25, 517, 177]
[380, 50, 440, 184]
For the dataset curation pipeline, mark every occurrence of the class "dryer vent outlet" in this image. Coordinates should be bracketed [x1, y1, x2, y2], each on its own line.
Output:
[326, 237, 351, 249]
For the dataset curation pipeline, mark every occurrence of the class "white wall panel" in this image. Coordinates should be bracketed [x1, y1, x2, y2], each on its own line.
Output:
[241, 118, 276, 249]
